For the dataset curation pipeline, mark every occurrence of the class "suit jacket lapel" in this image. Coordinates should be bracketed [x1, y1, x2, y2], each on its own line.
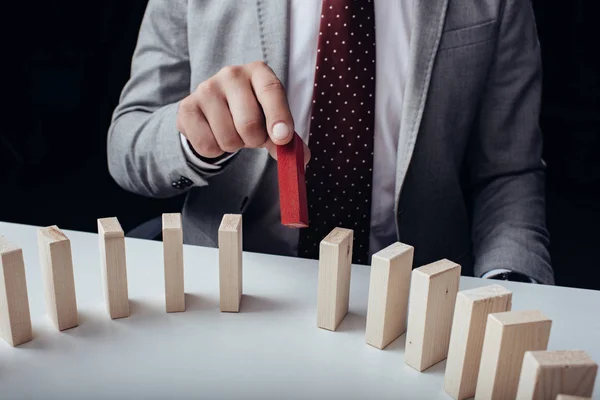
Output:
[394, 0, 449, 221]
[255, 0, 291, 86]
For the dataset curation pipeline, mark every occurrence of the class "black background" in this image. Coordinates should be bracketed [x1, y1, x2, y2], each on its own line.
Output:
[1, 1, 598, 289]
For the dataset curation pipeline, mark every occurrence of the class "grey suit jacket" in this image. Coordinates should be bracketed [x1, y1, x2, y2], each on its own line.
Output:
[107, 0, 554, 284]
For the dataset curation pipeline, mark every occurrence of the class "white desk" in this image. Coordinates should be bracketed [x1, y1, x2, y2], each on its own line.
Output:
[1, 221, 599, 399]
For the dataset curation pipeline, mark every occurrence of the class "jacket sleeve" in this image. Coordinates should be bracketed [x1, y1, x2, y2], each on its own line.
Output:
[469, 0, 554, 284]
[107, 0, 211, 198]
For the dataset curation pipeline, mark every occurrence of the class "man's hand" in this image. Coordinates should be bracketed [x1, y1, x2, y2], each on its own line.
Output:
[177, 61, 310, 164]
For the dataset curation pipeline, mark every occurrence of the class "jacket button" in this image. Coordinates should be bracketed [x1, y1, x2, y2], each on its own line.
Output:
[180, 176, 193, 186]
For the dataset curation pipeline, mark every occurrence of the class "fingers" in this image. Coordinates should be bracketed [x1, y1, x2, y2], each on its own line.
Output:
[249, 61, 294, 146]
[177, 97, 223, 158]
[177, 62, 296, 160]
[195, 82, 243, 154]
[219, 67, 268, 148]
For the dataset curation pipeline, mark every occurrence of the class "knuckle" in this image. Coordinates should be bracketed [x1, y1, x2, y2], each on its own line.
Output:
[187, 135, 205, 152]
[219, 65, 243, 80]
[198, 142, 222, 157]
[219, 135, 243, 153]
[178, 96, 196, 115]
[189, 134, 218, 157]
[248, 60, 269, 71]
[196, 79, 219, 97]
[259, 78, 284, 95]
[238, 120, 266, 147]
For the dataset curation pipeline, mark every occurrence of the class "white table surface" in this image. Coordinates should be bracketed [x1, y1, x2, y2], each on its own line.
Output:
[0, 221, 599, 400]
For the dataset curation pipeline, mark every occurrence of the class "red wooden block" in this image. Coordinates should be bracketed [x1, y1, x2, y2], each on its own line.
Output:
[277, 133, 309, 228]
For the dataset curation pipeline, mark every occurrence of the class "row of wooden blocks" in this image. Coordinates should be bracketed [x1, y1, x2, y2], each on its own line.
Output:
[1, 215, 597, 399]
[0, 213, 245, 345]
[316, 227, 598, 400]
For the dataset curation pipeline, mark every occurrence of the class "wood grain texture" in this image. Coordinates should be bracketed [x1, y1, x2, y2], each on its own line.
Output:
[444, 284, 513, 399]
[219, 214, 243, 312]
[475, 310, 552, 400]
[515, 350, 597, 399]
[277, 133, 309, 228]
[97, 217, 129, 319]
[163, 213, 185, 313]
[365, 242, 414, 349]
[317, 227, 353, 331]
[0, 236, 32, 346]
[404, 259, 461, 371]
[37, 226, 78, 331]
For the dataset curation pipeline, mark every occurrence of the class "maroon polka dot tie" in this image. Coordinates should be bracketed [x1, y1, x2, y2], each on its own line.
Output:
[298, 0, 376, 265]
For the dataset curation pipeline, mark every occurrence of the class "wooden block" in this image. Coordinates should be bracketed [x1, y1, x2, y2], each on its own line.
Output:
[98, 217, 129, 319]
[37, 226, 78, 331]
[0, 237, 33, 346]
[404, 259, 461, 371]
[163, 213, 185, 313]
[317, 227, 353, 331]
[277, 133, 309, 228]
[219, 214, 243, 312]
[475, 310, 552, 400]
[444, 284, 513, 399]
[556, 395, 591, 400]
[365, 242, 414, 349]
[515, 350, 597, 399]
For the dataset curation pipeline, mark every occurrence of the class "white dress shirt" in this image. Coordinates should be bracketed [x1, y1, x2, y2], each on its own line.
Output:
[180, 1, 527, 280]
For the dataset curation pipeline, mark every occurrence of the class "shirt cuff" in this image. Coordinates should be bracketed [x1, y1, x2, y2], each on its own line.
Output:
[481, 268, 538, 284]
[179, 133, 238, 172]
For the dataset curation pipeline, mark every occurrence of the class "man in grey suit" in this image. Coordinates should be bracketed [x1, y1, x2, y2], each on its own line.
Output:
[108, 0, 554, 284]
